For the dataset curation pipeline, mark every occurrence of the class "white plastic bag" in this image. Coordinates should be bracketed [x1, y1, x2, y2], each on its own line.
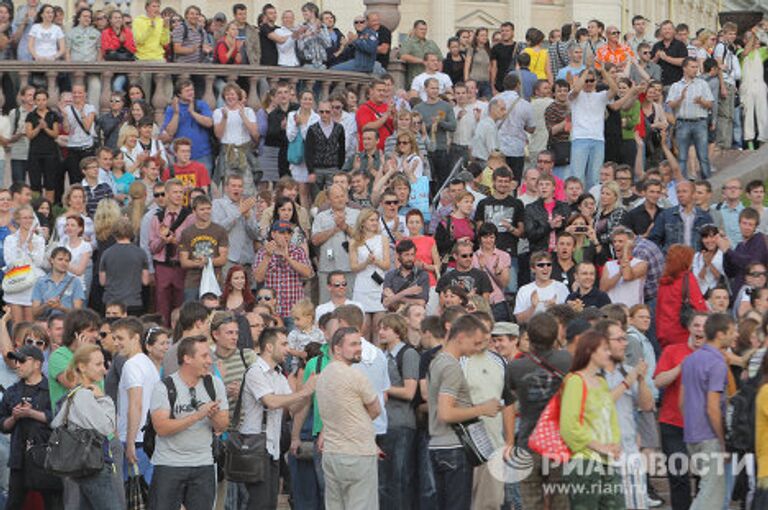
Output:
[199, 258, 221, 297]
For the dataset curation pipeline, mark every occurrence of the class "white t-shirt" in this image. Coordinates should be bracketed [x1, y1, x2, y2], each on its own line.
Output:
[118, 352, 160, 442]
[62, 239, 92, 292]
[411, 72, 453, 101]
[29, 23, 65, 60]
[315, 299, 365, 324]
[0, 115, 10, 161]
[513, 280, 570, 315]
[604, 259, 645, 307]
[213, 106, 257, 145]
[276, 28, 299, 67]
[570, 90, 610, 141]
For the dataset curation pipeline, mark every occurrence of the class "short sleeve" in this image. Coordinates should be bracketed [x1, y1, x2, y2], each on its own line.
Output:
[708, 358, 728, 394]
[438, 361, 465, 398]
[71, 279, 85, 303]
[48, 348, 69, 380]
[354, 370, 377, 405]
[212, 109, 223, 124]
[122, 361, 143, 389]
[149, 379, 170, 412]
[402, 348, 419, 381]
[245, 108, 257, 123]
[246, 366, 276, 402]
[30, 281, 44, 303]
[197, 101, 213, 117]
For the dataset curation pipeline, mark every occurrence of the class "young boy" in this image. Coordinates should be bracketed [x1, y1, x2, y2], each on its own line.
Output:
[287, 299, 325, 371]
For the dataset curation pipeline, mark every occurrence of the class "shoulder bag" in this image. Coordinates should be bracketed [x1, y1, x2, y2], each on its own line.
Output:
[287, 117, 306, 165]
[2, 241, 36, 294]
[223, 366, 270, 483]
[44, 387, 105, 478]
[528, 373, 586, 463]
[679, 271, 694, 329]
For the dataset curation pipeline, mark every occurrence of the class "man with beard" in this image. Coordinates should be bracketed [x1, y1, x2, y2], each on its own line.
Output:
[382, 239, 430, 311]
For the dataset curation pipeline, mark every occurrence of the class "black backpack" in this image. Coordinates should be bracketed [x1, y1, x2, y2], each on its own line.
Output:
[142, 374, 217, 458]
[393, 344, 423, 408]
[726, 373, 761, 454]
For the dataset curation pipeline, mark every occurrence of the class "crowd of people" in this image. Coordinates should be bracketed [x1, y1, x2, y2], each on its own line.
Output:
[0, 1, 767, 510]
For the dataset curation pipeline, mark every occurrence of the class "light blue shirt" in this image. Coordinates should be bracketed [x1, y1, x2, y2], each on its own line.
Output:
[718, 201, 744, 245]
[354, 339, 391, 435]
[31, 272, 85, 308]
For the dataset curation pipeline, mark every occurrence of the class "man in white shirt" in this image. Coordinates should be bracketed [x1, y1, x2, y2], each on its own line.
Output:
[471, 98, 507, 164]
[600, 227, 648, 307]
[315, 271, 365, 323]
[713, 22, 740, 151]
[114, 317, 160, 483]
[452, 84, 477, 165]
[568, 66, 618, 190]
[514, 251, 570, 323]
[410, 52, 453, 101]
[496, 73, 535, 182]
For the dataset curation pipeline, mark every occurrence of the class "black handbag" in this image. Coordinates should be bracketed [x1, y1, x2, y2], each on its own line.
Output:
[44, 388, 106, 479]
[679, 271, 694, 329]
[223, 367, 270, 483]
[550, 140, 571, 167]
[24, 441, 63, 491]
[451, 417, 495, 467]
[105, 46, 136, 61]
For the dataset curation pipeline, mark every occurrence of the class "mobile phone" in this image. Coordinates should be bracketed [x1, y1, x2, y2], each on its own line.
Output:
[574, 226, 588, 233]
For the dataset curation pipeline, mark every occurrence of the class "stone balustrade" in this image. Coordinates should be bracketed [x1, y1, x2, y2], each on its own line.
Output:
[0, 62, 383, 125]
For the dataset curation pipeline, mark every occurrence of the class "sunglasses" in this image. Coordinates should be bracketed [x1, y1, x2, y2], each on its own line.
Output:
[110, 99, 123, 103]
[383, 200, 399, 205]
[458, 253, 473, 259]
[585, 79, 596, 84]
[536, 262, 553, 268]
[398, 141, 411, 145]
[354, 20, 365, 24]
[154, 192, 165, 198]
[24, 338, 46, 348]
[256, 295, 273, 301]
[641, 51, 651, 55]
[749, 272, 767, 277]
[318, 110, 331, 114]
[331, 282, 348, 288]
[609, 30, 620, 35]
[332, 105, 343, 110]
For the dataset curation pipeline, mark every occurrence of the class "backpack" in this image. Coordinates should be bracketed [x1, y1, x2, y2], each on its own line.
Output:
[142, 374, 217, 458]
[393, 343, 422, 408]
[726, 373, 761, 454]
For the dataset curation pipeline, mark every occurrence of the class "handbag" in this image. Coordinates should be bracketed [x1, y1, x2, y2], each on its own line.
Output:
[24, 440, 63, 491]
[125, 464, 148, 510]
[223, 367, 270, 483]
[528, 373, 587, 463]
[2, 249, 36, 294]
[44, 387, 106, 478]
[199, 258, 222, 298]
[550, 140, 571, 166]
[105, 46, 136, 61]
[286, 127, 305, 165]
[679, 271, 694, 329]
[451, 418, 496, 466]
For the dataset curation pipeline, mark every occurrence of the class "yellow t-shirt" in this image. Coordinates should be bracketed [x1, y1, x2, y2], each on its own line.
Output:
[524, 47, 549, 80]
[756, 384, 768, 479]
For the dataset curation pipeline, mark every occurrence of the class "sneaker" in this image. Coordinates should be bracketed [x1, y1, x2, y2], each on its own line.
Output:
[647, 485, 664, 508]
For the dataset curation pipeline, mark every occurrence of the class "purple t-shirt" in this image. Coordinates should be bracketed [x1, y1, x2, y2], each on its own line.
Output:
[681, 344, 727, 444]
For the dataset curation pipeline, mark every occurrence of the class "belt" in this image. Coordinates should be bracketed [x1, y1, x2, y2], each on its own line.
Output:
[677, 118, 707, 122]
[68, 145, 94, 151]
[155, 260, 181, 268]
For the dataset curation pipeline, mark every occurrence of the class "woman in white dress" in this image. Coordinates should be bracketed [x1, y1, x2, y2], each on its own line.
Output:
[3, 205, 46, 323]
[286, 90, 319, 209]
[60, 214, 93, 302]
[349, 208, 391, 342]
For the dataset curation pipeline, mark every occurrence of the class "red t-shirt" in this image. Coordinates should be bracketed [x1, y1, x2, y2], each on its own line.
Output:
[654, 342, 694, 428]
[161, 161, 211, 206]
[355, 101, 393, 150]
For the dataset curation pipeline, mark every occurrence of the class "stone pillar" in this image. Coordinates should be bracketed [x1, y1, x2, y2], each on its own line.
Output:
[509, 0, 532, 40]
[432, 0, 455, 57]
[364, 0, 401, 32]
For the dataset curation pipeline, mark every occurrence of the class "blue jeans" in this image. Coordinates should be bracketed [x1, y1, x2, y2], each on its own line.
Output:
[193, 154, 214, 177]
[184, 287, 200, 303]
[113, 74, 128, 93]
[570, 138, 604, 190]
[378, 427, 416, 510]
[331, 60, 373, 73]
[552, 164, 570, 181]
[430, 448, 472, 510]
[78, 466, 123, 510]
[288, 453, 323, 510]
[417, 429, 437, 510]
[675, 119, 711, 178]
[123, 442, 154, 484]
[10, 160, 26, 185]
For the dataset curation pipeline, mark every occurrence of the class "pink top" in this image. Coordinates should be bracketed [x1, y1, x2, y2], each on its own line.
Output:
[410, 235, 437, 286]
[472, 249, 512, 304]
[520, 175, 566, 201]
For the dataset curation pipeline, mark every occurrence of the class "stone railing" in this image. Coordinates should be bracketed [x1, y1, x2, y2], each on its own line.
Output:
[0, 61, 378, 125]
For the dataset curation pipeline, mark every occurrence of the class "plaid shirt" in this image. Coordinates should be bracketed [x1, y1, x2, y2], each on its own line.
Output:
[254, 246, 309, 317]
[633, 237, 664, 301]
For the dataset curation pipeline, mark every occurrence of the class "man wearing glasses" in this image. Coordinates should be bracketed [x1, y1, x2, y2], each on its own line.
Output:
[629, 42, 661, 83]
[330, 16, 379, 74]
[595, 25, 635, 74]
[513, 251, 569, 323]
[305, 101, 347, 191]
[315, 271, 364, 323]
[435, 240, 492, 303]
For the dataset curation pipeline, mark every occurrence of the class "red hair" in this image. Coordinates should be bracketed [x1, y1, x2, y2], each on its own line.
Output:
[659, 244, 695, 285]
[220, 265, 255, 311]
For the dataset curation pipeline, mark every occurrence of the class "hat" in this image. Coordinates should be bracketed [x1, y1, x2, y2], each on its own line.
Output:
[456, 171, 474, 183]
[270, 220, 293, 233]
[566, 319, 591, 342]
[213, 12, 227, 22]
[491, 322, 519, 337]
[7, 345, 44, 363]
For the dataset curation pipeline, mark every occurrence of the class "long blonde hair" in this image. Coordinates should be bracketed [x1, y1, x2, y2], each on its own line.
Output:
[64, 344, 102, 387]
[351, 208, 379, 245]
[126, 181, 147, 235]
[93, 198, 122, 242]
[117, 125, 138, 150]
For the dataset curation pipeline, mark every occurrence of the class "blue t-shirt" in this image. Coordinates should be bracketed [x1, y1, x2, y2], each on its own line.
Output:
[557, 64, 586, 81]
[31, 273, 85, 309]
[162, 99, 213, 159]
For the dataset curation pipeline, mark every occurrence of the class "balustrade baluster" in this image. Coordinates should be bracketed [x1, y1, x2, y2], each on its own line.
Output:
[72, 71, 85, 88]
[247, 77, 261, 110]
[45, 71, 59, 107]
[18, 71, 29, 89]
[0, 73, 4, 112]
[320, 81, 331, 101]
[152, 74, 170, 126]
[202, 74, 216, 109]
[99, 71, 114, 113]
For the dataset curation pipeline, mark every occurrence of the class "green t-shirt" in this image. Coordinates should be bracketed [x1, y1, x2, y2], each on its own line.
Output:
[620, 100, 641, 141]
[303, 343, 331, 436]
[48, 346, 104, 410]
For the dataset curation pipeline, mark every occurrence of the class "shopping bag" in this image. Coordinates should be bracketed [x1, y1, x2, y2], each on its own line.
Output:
[199, 258, 222, 297]
[125, 465, 148, 510]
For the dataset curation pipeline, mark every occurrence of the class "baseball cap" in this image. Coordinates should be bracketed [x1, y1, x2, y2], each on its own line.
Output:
[213, 12, 227, 22]
[271, 220, 293, 233]
[491, 322, 520, 337]
[456, 170, 475, 183]
[7, 345, 44, 363]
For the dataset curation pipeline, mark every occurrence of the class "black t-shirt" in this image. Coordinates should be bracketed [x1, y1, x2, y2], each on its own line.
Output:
[435, 268, 493, 296]
[259, 23, 279, 66]
[490, 42, 520, 91]
[621, 204, 662, 237]
[475, 195, 525, 256]
[651, 39, 688, 86]
[443, 55, 465, 85]
[375, 25, 392, 69]
[551, 260, 575, 288]
[26, 110, 59, 156]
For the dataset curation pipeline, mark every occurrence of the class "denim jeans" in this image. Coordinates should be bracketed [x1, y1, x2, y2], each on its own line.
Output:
[675, 119, 711, 178]
[660, 423, 692, 510]
[378, 426, 416, 510]
[330, 60, 373, 73]
[10, 160, 26, 185]
[113, 74, 128, 93]
[149, 464, 216, 510]
[570, 138, 604, 190]
[122, 442, 154, 484]
[288, 453, 323, 510]
[78, 466, 123, 510]
[430, 447, 473, 510]
[194, 154, 215, 177]
[552, 164, 570, 181]
[688, 439, 726, 510]
[416, 429, 437, 510]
